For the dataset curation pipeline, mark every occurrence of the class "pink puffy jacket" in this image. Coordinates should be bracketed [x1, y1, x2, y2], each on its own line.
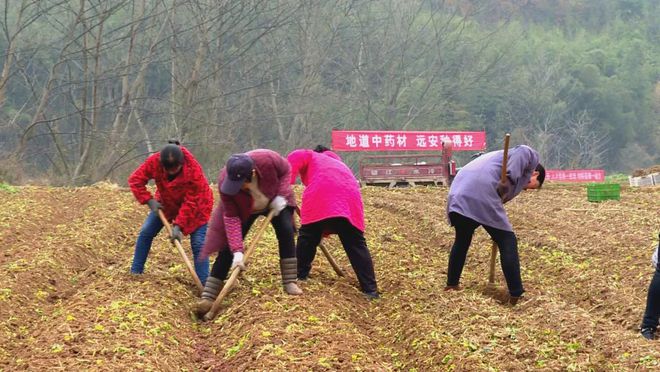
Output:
[287, 149, 364, 232]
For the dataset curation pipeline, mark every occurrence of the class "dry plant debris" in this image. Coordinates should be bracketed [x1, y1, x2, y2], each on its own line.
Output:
[0, 184, 658, 370]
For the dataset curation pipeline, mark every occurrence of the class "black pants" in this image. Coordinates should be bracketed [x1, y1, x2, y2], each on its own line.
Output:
[641, 262, 660, 330]
[446, 212, 524, 297]
[297, 217, 378, 293]
[210, 207, 296, 280]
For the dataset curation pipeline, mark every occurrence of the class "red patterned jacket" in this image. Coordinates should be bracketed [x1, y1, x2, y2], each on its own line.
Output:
[128, 147, 214, 235]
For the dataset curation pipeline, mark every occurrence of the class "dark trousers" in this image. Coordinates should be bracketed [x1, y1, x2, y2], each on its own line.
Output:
[210, 207, 296, 280]
[297, 217, 378, 293]
[641, 262, 660, 330]
[446, 212, 524, 297]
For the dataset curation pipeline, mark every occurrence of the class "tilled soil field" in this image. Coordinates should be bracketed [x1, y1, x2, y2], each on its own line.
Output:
[0, 183, 658, 371]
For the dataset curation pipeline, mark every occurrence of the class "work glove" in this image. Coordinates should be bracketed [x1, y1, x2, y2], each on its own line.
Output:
[170, 225, 183, 243]
[269, 195, 287, 216]
[231, 252, 245, 271]
[652, 246, 658, 269]
[496, 179, 511, 202]
[147, 198, 162, 213]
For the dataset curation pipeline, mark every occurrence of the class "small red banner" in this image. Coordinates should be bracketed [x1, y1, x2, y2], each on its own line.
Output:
[546, 169, 605, 182]
[331, 130, 486, 152]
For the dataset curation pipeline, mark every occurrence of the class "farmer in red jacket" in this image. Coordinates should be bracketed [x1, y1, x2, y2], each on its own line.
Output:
[128, 141, 214, 285]
[287, 145, 379, 299]
[195, 149, 302, 317]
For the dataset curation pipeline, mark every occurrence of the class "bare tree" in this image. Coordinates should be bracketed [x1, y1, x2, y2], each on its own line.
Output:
[340, 0, 507, 132]
[564, 110, 609, 168]
[14, 0, 90, 174]
[96, 0, 171, 179]
[72, 0, 114, 183]
[501, 52, 574, 167]
[5, 0, 646, 184]
[0, 0, 67, 109]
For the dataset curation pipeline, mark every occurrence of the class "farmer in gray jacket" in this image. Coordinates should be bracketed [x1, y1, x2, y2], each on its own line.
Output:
[444, 145, 545, 304]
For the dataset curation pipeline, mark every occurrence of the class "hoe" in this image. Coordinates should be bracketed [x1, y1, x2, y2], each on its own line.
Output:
[488, 133, 510, 287]
[158, 210, 204, 292]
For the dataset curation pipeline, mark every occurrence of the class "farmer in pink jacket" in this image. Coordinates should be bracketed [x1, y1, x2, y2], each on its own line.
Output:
[194, 149, 302, 318]
[287, 145, 379, 299]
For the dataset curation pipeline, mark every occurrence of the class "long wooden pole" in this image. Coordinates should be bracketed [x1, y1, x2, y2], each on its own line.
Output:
[158, 210, 204, 292]
[294, 209, 345, 277]
[203, 209, 276, 321]
[319, 241, 345, 277]
[488, 133, 510, 286]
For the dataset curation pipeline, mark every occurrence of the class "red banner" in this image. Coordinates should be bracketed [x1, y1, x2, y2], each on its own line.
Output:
[546, 169, 605, 182]
[331, 130, 486, 151]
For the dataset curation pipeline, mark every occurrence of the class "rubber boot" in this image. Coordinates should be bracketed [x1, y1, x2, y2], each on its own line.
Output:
[280, 258, 303, 295]
[194, 276, 223, 318]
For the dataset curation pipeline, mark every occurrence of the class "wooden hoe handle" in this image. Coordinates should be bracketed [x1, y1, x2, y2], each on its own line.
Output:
[500, 135, 510, 182]
[157, 210, 204, 292]
[319, 241, 345, 277]
[204, 209, 277, 321]
[488, 133, 511, 285]
[294, 208, 345, 277]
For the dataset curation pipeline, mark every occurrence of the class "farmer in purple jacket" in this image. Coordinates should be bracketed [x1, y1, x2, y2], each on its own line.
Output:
[287, 145, 379, 300]
[445, 145, 545, 304]
[194, 149, 302, 317]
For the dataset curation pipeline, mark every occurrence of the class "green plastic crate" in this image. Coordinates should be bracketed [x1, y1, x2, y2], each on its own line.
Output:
[587, 183, 620, 202]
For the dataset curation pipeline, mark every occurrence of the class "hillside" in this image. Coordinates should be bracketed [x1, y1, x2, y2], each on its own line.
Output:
[0, 183, 659, 370]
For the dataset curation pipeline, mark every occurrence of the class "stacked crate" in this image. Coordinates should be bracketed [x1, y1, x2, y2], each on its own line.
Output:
[629, 172, 659, 187]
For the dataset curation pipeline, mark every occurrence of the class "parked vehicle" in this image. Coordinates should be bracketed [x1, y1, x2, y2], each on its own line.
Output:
[358, 142, 456, 187]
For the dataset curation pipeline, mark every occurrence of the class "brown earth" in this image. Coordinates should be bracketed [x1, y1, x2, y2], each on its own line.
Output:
[632, 165, 660, 177]
[0, 183, 659, 371]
